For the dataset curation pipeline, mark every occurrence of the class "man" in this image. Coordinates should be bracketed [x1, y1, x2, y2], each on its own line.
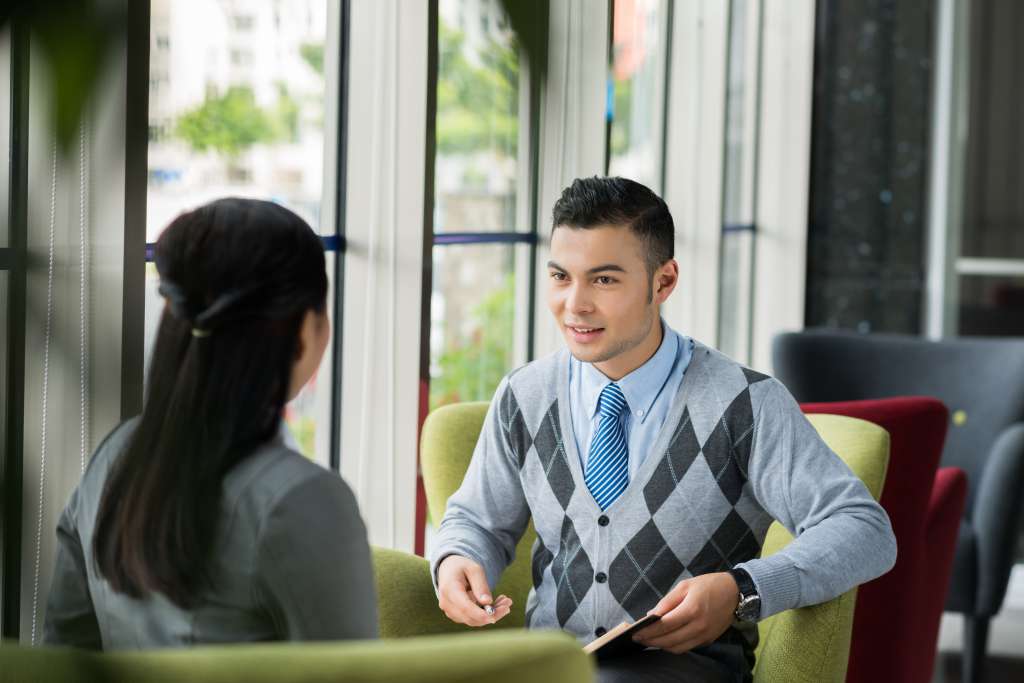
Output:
[430, 176, 896, 682]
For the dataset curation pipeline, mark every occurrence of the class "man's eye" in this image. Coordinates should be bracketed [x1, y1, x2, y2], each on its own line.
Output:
[596, 276, 616, 285]
[550, 272, 567, 281]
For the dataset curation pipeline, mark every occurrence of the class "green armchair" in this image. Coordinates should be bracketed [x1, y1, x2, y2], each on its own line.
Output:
[0, 629, 592, 683]
[390, 402, 892, 683]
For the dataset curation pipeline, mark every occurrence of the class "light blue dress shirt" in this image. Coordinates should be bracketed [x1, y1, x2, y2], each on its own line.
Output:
[568, 320, 695, 478]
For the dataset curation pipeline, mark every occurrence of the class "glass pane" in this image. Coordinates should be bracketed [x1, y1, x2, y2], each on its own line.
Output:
[718, 230, 754, 363]
[721, 0, 758, 226]
[0, 271, 5, 623]
[607, 0, 668, 192]
[435, 0, 521, 233]
[429, 244, 519, 411]
[958, 274, 1024, 336]
[961, 1, 1024, 260]
[147, 0, 328, 240]
[0, 26, 10, 247]
[145, 0, 333, 464]
[0, 271, 7, 450]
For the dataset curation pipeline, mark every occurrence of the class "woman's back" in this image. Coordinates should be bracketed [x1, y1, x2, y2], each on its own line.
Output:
[45, 419, 378, 648]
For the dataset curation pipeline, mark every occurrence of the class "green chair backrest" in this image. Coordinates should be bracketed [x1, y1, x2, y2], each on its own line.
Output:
[0, 630, 594, 683]
[420, 403, 890, 683]
[420, 402, 532, 629]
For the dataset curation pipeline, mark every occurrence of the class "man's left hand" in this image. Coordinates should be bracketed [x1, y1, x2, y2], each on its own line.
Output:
[632, 572, 740, 654]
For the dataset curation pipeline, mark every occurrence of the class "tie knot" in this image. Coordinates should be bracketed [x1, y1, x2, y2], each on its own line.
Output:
[598, 383, 628, 418]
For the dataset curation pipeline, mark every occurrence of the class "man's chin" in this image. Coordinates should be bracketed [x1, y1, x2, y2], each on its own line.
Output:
[565, 339, 606, 363]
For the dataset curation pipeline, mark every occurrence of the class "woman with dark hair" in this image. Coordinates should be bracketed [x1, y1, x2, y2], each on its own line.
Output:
[43, 198, 377, 648]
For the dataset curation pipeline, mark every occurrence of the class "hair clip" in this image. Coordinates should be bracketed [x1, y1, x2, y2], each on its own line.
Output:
[191, 327, 212, 338]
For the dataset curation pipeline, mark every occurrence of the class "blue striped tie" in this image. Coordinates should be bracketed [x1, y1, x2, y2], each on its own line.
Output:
[585, 383, 630, 510]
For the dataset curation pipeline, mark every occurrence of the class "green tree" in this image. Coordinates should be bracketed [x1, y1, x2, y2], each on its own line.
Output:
[175, 86, 277, 158]
[271, 83, 301, 143]
[300, 42, 325, 76]
[436, 22, 519, 155]
[431, 275, 515, 411]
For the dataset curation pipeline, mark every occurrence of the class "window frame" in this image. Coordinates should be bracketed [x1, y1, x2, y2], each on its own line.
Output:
[416, 0, 545, 555]
[1, 18, 29, 640]
[140, 0, 349, 471]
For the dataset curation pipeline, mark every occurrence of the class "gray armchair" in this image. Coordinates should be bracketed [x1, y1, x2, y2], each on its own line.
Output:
[772, 330, 1024, 683]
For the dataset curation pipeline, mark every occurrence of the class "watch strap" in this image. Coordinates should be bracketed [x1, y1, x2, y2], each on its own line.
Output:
[729, 567, 757, 598]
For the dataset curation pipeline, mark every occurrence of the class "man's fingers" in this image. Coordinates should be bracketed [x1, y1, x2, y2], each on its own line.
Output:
[635, 599, 698, 640]
[641, 621, 705, 652]
[650, 580, 690, 617]
[464, 564, 493, 605]
[492, 595, 513, 610]
[440, 582, 492, 626]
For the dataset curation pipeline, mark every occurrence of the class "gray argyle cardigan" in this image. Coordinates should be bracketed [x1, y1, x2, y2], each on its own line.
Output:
[431, 341, 896, 654]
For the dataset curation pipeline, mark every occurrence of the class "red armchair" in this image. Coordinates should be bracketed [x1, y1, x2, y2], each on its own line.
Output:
[801, 398, 968, 683]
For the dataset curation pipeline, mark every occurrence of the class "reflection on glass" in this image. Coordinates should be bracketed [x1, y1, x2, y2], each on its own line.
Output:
[608, 0, 668, 192]
[145, 0, 329, 461]
[0, 272, 7, 451]
[722, 0, 756, 226]
[435, 0, 520, 232]
[717, 0, 759, 364]
[1, 27, 10, 246]
[718, 230, 753, 361]
[429, 245, 517, 411]
[958, 274, 1024, 337]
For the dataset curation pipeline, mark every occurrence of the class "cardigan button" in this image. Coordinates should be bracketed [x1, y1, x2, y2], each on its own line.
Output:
[595, 627, 607, 637]
[595, 572, 607, 583]
[598, 515, 610, 526]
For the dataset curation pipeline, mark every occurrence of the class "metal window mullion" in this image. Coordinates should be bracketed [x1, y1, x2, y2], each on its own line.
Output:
[2, 17, 29, 641]
[329, 0, 352, 473]
[121, 0, 151, 419]
[432, 232, 537, 246]
[956, 257, 1024, 277]
[745, 0, 766, 366]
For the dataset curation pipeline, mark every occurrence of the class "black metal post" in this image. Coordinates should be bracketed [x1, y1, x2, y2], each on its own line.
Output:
[2, 17, 30, 641]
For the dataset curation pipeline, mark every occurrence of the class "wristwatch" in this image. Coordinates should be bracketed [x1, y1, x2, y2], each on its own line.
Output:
[727, 567, 761, 622]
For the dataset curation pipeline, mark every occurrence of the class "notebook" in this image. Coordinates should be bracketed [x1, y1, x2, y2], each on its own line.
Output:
[582, 614, 661, 660]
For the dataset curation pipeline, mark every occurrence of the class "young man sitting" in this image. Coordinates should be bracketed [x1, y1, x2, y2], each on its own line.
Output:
[430, 176, 896, 682]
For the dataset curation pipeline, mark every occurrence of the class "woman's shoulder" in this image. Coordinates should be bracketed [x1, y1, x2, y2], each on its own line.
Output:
[224, 438, 352, 517]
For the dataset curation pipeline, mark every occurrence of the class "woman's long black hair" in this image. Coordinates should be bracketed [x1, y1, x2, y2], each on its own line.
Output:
[93, 198, 327, 606]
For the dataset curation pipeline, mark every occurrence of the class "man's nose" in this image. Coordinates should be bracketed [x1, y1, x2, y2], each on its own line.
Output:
[566, 283, 593, 315]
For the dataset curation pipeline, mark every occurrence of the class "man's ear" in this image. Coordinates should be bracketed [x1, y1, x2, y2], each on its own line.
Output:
[654, 260, 679, 302]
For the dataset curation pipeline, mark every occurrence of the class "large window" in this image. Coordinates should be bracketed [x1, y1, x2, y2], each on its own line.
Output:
[144, 0, 336, 465]
[717, 0, 760, 364]
[428, 0, 536, 412]
[607, 0, 670, 192]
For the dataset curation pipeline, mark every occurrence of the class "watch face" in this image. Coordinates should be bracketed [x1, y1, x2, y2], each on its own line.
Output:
[736, 595, 761, 622]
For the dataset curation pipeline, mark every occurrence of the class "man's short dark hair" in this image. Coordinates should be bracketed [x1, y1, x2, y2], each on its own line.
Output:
[551, 176, 675, 278]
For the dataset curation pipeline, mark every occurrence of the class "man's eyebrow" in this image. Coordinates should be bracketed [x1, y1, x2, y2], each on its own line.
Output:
[546, 261, 628, 275]
[585, 263, 626, 275]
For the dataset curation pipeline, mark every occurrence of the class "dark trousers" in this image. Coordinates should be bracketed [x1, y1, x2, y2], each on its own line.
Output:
[597, 645, 751, 683]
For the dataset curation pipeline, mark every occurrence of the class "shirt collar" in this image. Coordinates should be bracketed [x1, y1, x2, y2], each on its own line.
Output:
[581, 320, 680, 424]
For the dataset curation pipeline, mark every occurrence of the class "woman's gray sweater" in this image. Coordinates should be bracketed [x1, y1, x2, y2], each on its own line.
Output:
[43, 420, 378, 649]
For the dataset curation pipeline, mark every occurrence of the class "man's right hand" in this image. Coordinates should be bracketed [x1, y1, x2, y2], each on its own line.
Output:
[436, 555, 513, 626]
